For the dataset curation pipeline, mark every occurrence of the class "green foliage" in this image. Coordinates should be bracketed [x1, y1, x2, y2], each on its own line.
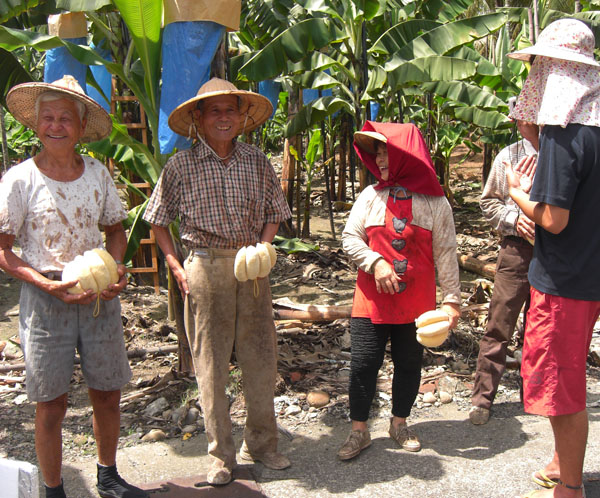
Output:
[272, 235, 319, 253]
[261, 90, 288, 152]
[3, 109, 39, 160]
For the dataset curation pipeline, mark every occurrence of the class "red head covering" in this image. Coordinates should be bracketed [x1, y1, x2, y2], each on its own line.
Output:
[353, 121, 444, 196]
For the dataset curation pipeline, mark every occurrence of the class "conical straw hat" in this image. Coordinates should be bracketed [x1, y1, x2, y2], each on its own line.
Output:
[6, 75, 112, 143]
[168, 77, 273, 138]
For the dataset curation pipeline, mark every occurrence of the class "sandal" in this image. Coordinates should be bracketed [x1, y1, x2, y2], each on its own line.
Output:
[531, 470, 558, 489]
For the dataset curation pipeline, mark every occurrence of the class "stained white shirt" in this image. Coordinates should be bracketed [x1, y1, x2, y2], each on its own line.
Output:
[0, 156, 126, 272]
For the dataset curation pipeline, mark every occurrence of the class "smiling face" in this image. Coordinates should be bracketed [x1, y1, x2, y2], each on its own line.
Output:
[36, 98, 86, 153]
[375, 141, 389, 181]
[194, 95, 242, 148]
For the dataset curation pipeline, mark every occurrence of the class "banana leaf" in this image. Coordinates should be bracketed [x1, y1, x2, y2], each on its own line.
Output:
[0, 0, 41, 23]
[453, 106, 510, 129]
[0, 47, 33, 106]
[112, 0, 161, 121]
[386, 56, 477, 89]
[238, 18, 343, 81]
[55, 0, 112, 10]
[87, 122, 161, 187]
[123, 199, 150, 264]
[420, 81, 505, 110]
[421, 0, 471, 23]
[384, 13, 507, 71]
[284, 95, 352, 137]
[272, 235, 319, 254]
[370, 19, 441, 56]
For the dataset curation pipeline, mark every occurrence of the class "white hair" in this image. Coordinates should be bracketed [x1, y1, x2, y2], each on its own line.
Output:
[35, 91, 86, 122]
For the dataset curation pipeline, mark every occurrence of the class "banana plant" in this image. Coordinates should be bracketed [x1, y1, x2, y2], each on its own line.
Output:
[289, 128, 325, 237]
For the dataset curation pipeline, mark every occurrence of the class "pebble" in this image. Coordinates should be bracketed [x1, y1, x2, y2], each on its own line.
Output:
[285, 405, 302, 416]
[184, 407, 200, 425]
[144, 397, 169, 417]
[170, 406, 186, 425]
[141, 429, 166, 442]
[307, 390, 330, 408]
[181, 424, 197, 434]
[422, 392, 437, 404]
[439, 391, 453, 404]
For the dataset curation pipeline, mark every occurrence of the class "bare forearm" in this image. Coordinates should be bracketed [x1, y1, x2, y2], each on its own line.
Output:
[103, 224, 127, 263]
[150, 224, 181, 268]
[508, 187, 569, 234]
[260, 223, 279, 243]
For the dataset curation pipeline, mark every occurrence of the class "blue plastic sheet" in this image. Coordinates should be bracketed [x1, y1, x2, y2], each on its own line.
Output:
[158, 21, 225, 154]
[86, 40, 112, 112]
[44, 37, 87, 88]
[258, 80, 281, 118]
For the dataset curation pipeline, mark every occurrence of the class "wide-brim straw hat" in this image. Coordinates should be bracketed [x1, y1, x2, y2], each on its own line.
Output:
[168, 77, 273, 138]
[508, 18, 599, 67]
[353, 130, 387, 154]
[6, 75, 112, 143]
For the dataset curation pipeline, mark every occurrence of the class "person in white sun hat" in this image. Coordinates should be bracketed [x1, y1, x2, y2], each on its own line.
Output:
[506, 18, 600, 498]
[144, 78, 291, 486]
[0, 75, 148, 498]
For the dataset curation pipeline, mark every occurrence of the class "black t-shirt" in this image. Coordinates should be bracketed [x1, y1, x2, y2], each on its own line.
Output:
[528, 124, 600, 301]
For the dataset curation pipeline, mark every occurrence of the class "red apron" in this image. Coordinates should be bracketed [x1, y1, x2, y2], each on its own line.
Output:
[352, 195, 436, 324]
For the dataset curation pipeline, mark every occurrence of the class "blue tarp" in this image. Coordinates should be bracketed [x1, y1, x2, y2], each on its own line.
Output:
[158, 21, 225, 154]
[44, 37, 87, 89]
[86, 40, 112, 113]
[258, 80, 281, 118]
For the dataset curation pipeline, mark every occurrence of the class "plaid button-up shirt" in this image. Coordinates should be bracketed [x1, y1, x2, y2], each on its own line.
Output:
[143, 140, 291, 249]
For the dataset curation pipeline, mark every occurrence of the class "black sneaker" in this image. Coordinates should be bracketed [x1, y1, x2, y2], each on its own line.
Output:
[96, 464, 148, 498]
[45, 481, 67, 498]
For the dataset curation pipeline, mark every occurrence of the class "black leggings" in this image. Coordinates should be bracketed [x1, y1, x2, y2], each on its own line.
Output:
[349, 317, 424, 421]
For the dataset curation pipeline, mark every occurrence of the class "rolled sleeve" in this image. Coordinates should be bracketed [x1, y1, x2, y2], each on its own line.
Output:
[431, 196, 461, 305]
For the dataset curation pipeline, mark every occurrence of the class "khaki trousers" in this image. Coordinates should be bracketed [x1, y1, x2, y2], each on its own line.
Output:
[471, 237, 533, 409]
[184, 249, 279, 469]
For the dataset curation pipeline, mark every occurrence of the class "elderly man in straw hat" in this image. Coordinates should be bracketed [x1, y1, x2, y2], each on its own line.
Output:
[144, 78, 292, 486]
[0, 76, 148, 498]
[506, 18, 600, 498]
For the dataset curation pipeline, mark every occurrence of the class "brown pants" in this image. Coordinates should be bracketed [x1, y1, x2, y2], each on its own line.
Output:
[184, 249, 279, 469]
[471, 237, 533, 410]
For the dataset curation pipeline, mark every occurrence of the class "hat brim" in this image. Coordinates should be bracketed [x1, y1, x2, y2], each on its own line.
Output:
[6, 82, 113, 143]
[508, 45, 600, 66]
[354, 131, 387, 154]
[168, 89, 273, 138]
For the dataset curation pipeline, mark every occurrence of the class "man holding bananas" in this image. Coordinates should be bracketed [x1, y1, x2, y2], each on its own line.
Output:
[144, 78, 291, 486]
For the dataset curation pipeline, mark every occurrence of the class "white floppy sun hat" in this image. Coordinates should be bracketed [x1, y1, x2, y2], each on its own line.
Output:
[508, 18, 599, 67]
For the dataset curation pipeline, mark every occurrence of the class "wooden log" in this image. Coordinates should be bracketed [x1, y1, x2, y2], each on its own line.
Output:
[273, 305, 352, 322]
[457, 254, 496, 280]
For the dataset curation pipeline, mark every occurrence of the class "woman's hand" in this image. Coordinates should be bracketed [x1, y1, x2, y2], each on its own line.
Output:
[441, 303, 461, 329]
[373, 258, 402, 294]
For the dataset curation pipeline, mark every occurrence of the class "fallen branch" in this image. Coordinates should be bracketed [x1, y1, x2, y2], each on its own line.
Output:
[457, 254, 496, 280]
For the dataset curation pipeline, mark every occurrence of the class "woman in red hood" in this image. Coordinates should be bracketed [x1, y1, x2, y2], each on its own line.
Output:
[338, 121, 461, 460]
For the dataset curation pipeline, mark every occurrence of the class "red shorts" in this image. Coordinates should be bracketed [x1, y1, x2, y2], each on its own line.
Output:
[522, 287, 600, 416]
